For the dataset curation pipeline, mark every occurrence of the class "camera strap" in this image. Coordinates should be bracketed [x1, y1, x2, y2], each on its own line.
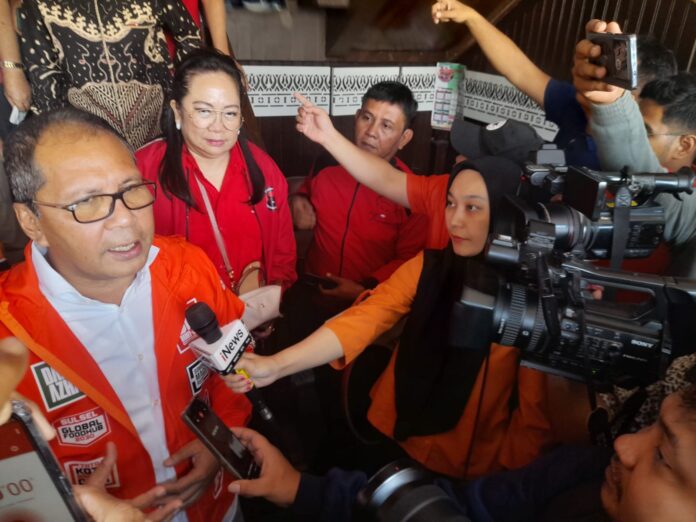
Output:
[610, 186, 632, 271]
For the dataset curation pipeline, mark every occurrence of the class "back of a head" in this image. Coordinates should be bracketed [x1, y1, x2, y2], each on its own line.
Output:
[362, 81, 418, 129]
[637, 35, 678, 86]
[3, 107, 128, 205]
[640, 72, 696, 132]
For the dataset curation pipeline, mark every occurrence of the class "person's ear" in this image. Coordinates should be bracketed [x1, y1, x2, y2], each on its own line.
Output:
[170, 100, 182, 129]
[14, 203, 48, 247]
[675, 134, 696, 162]
[397, 128, 414, 151]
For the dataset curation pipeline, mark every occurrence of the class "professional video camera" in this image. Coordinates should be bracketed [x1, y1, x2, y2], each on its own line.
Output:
[451, 165, 696, 387]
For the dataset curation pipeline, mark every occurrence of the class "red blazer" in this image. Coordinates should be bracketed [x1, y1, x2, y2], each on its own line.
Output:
[137, 139, 297, 290]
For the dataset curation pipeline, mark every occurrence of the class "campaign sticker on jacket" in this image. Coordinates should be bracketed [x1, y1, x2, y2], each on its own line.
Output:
[64, 458, 120, 488]
[54, 407, 110, 447]
[187, 358, 210, 395]
[31, 362, 85, 412]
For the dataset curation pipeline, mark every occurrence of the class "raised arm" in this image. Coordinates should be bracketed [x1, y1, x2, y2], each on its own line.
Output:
[294, 93, 411, 209]
[432, 0, 550, 107]
[201, 0, 231, 55]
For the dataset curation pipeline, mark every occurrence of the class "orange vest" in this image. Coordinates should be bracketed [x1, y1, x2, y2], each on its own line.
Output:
[0, 236, 251, 521]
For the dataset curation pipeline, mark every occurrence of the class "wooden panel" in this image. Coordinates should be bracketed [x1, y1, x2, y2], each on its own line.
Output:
[460, 0, 695, 79]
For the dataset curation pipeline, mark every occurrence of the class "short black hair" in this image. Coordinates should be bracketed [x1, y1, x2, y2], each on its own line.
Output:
[3, 107, 130, 206]
[640, 73, 696, 133]
[637, 35, 678, 86]
[362, 81, 418, 129]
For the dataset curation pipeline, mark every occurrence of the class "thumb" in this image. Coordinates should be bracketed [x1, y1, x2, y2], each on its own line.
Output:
[228, 479, 263, 499]
[85, 442, 118, 488]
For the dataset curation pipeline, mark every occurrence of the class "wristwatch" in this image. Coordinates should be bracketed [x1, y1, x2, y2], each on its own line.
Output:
[0, 61, 24, 70]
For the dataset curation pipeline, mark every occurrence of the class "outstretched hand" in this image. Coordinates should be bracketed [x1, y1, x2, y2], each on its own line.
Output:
[222, 352, 281, 393]
[294, 93, 338, 146]
[431, 1, 478, 24]
[572, 19, 626, 106]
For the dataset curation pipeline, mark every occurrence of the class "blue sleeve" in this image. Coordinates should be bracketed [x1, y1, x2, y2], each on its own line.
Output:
[292, 469, 368, 522]
[461, 445, 612, 522]
[543, 79, 600, 170]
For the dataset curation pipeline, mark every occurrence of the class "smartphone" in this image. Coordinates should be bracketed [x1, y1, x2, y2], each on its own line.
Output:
[301, 273, 338, 289]
[0, 401, 87, 522]
[587, 32, 638, 90]
[182, 399, 260, 480]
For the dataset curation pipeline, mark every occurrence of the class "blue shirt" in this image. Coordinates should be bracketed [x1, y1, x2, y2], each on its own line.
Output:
[544, 79, 601, 170]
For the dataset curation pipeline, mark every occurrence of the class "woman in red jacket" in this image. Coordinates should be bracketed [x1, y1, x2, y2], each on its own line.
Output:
[136, 49, 296, 293]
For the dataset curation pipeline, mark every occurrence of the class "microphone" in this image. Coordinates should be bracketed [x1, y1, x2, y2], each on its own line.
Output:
[185, 302, 274, 422]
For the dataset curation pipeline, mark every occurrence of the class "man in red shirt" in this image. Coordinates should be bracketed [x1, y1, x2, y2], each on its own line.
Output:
[290, 81, 428, 305]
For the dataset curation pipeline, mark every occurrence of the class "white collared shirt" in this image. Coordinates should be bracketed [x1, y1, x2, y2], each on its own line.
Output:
[31, 242, 184, 507]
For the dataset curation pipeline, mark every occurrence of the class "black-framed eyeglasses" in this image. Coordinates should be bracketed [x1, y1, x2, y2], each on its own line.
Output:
[32, 181, 157, 224]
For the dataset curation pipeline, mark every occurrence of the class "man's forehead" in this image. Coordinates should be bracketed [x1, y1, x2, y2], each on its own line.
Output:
[361, 99, 407, 122]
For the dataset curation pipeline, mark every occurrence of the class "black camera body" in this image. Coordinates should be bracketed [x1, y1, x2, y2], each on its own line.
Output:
[452, 164, 696, 387]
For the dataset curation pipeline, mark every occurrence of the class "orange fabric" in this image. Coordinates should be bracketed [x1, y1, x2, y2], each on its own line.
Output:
[326, 253, 554, 478]
[0, 236, 251, 522]
[406, 172, 450, 249]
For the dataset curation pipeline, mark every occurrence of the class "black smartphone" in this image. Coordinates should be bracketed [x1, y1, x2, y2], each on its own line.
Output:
[182, 398, 260, 480]
[301, 273, 338, 289]
[587, 32, 638, 90]
[0, 401, 87, 522]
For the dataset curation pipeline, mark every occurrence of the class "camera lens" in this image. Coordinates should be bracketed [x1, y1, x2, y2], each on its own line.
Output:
[496, 283, 546, 353]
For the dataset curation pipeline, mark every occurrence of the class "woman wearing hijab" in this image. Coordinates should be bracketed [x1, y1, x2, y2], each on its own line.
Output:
[225, 156, 554, 479]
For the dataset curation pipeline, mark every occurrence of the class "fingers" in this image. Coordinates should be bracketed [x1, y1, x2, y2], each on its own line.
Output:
[130, 485, 169, 510]
[228, 478, 264, 498]
[163, 439, 200, 468]
[293, 92, 313, 107]
[0, 337, 28, 408]
[145, 498, 184, 522]
[585, 19, 606, 33]
[85, 442, 118, 488]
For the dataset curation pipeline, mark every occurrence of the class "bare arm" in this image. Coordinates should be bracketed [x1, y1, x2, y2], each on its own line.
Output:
[432, 1, 550, 107]
[200, 0, 230, 54]
[294, 93, 410, 208]
[0, 0, 31, 111]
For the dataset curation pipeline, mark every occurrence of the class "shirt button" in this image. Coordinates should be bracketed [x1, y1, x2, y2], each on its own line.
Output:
[137, 354, 144, 362]
[153, 399, 160, 407]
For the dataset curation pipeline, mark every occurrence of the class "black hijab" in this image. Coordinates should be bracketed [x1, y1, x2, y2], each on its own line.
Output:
[393, 156, 522, 441]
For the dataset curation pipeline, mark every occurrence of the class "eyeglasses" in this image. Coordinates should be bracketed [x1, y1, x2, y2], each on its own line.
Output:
[32, 182, 157, 224]
[645, 129, 683, 138]
[183, 107, 244, 131]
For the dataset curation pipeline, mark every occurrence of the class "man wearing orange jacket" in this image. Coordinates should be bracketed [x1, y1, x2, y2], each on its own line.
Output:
[1, 107, 251, 521]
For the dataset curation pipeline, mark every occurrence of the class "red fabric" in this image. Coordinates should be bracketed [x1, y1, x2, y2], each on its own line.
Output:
[136, 139, 297, 289]
[299, 160, 428, 283]
[0, 236, 251, 522]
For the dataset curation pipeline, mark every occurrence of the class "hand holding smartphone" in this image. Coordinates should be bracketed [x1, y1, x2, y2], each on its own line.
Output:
[587, 32, 638, 90]
[182, 399, 260, 480]
[0, 401, 87, 521]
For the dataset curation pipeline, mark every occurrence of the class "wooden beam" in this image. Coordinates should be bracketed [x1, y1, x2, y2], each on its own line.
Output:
[444, 0, 524, 61]
[325, 0, 389, 58]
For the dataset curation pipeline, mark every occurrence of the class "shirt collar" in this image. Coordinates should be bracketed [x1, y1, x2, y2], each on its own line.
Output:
[32, 241, 159, 306]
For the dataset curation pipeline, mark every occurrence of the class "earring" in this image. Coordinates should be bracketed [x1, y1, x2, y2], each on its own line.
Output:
[175, 121, 181, 130]
[237, 128, 240, 135]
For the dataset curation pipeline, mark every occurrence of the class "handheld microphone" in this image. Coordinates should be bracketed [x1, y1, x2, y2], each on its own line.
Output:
[185, 302, 274, 422]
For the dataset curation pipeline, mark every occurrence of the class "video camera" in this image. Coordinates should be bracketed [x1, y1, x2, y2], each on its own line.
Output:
[451, 162, 696, 387]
